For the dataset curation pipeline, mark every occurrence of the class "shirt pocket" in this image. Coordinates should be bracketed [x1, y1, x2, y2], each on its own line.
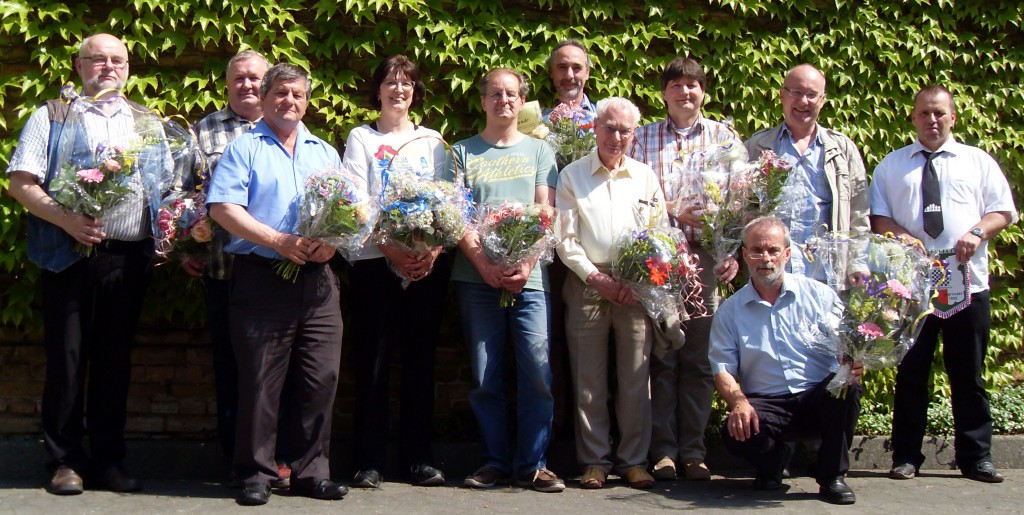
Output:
[945, 179, 976, 206]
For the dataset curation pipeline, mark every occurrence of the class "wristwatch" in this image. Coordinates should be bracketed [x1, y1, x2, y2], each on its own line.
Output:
[969, 227, 984, 239]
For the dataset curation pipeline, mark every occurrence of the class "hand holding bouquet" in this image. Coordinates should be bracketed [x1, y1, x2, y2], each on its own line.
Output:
[543, 103, 596, 169]
[276, 169, 376, 281]
[612, 226, 702, 321]
[155, 192, 213, 263]
[803, 233, 935, 397]
[748, 150, 795, 215]
[478, 202, 559, 307]
[377, 169, 473, 285]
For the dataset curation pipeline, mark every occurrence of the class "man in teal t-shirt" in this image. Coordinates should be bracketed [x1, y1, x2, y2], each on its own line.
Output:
[445, 68, 563, 493]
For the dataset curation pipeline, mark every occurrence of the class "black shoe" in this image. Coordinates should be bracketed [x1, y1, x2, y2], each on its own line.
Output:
[962, 461, 1005, 483]
[352, 469, 382, 488]
[889, 462, 916, 480]
[292, 479, 348, 500]
[92, 466, 143, 493]
[819, 476, 856, 505]
[410, 464, 445, 486]
[237, 482, 270, 506]
[753, 442, 794, 491]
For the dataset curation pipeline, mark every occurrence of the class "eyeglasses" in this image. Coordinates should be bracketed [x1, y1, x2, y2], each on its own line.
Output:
[600, 124, 634, 138]
[745, 247, 786, 260]
[81, 55, 129, 70]
[782, 86, 822, 102]
[385, 80, 415, 90]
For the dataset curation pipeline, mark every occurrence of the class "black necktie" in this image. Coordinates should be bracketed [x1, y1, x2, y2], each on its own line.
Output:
[921, 150, 943, 239]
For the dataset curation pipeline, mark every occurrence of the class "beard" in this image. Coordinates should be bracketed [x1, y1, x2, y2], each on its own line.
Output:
[558, 80, 583, 100]
[751, 265, 784, 289]
[85, 74, 125, 93]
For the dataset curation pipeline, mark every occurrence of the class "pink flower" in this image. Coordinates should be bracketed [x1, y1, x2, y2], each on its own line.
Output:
[102, 159, 122, 172]
[857, 322, 884, 339]
[76, 168, 104, 183]
[887, 279, 911, 299]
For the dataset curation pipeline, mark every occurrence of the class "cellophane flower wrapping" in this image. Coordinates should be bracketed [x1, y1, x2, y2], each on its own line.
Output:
[155, 191, 213, 263]
[477, 201, 559, 307]
[802, 233, 935, 397]
[612, 226, 702, 322]
[277, 169, 377, 281]
[49, 89, 198, 256]
[674, 141, 753, 265]
[748, 150, 796, 216]
[539, 103, 595, 170]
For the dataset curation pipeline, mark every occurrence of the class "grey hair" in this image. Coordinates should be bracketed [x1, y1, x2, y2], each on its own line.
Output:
[595, 97, 641, 127]
[478, 68, 530, 98]
[225, 49, 270, 81]
[259, 63, 312, 98]
[741, 216, 792, 248]
[545, 39, 592, 72]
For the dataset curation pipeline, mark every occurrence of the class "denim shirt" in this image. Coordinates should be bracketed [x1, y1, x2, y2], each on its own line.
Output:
[777, 123, 831, 280]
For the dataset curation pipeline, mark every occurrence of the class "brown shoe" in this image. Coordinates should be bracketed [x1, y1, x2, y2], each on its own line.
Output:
[579, 466, 606, 489]
[682, 459, 711, 481]
[464, 466, 509, 489]
[517, 467, 565, 493]
[623, 466, 655, 489]
[47, 467, 84, 495]
[651, 457, 677, 480]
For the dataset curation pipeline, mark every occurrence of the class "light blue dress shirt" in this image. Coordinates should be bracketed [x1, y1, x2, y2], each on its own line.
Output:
[206, 120, 342, 259]
[709, 273, 842, 395]
[777, 123, 831, 280]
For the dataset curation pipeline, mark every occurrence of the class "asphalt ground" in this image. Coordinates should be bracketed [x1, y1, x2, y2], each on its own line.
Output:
[0, 469, 1020, 514]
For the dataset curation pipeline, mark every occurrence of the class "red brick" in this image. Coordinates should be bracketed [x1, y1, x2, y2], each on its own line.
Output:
[125, 416, 165, 433]
[11, 346, 46, 365]
[166, 416, 216, 433]
[9, 399, 39, 414]
[170, 383, 213, 398]
[145, 366, 176, 382]
[0, 415, 40, 433]
[132, 348, 186, 366]
[179, 399, 208, 415]
[174, 365, 205, 382]
[1, 363, 31, 380]
[186, 348, 213, 365]
[0, 381, 43, 397]
[150, 401, 179, 414]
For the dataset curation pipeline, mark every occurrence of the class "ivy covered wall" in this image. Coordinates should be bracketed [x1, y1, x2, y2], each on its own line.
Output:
[1, 0, 1021, 408]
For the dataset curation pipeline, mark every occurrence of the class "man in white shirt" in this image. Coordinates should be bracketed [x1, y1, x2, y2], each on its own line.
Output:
[869, 84, 1017, 484]
[556, 97, 665, 490]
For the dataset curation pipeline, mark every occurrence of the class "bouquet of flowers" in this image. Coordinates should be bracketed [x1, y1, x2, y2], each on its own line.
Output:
[803, 233, 935, 397]
[612, 226, 703, 321]
[377, 169, 474, 285]
[539, 103, 596, 169]
[49, 88, 200, 256]
[748, 150, 795, 215]
[154, 192, 213, 263]
[689, 141, 756, 264]
[276, 169, 376, 281]
[477, 201, 559, 307]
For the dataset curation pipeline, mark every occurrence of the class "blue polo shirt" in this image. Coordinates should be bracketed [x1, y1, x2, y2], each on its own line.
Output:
[206, 120, 341, 259]
[709, 273, 842, 395]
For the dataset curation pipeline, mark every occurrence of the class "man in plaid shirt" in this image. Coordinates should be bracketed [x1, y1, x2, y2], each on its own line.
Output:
[628, 57, 740, 483]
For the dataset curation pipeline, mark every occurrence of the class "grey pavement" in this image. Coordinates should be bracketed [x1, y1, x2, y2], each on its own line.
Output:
[1, 470, 1021, 514]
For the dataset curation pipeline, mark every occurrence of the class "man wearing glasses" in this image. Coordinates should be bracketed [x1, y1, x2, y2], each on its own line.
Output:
[446, 68, 564, 493]
[710, 216, 863, 505]
[744, 64, 870, 280]
[7, 34, 153, 495]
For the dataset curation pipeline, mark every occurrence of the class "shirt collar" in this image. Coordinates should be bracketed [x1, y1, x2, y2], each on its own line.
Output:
[252, 119, 316, 146]
[779, 121, 824, 146]
[216, 106, 260, 125]
[664, 113, 706, 135]
[589, 150, 633, 178]
[912, 136, 961, 157]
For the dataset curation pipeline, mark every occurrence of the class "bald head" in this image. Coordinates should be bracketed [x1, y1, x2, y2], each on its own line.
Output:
[780, 64, 827, 134]
[76, 33, 130, 96]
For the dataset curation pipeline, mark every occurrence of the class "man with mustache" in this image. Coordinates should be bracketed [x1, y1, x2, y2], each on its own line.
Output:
[744, 64, 869, 280]
[543, 40, 596, 124]
[6, 33, 158, 495]
[184, 50, 294, 488]
[709, 216, 863, 505]
[870, 84, 1017, 484]
[207, 62, 347, 506]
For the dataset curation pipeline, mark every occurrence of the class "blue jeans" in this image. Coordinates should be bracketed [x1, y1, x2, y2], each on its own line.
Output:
[454, 281, 554, 477]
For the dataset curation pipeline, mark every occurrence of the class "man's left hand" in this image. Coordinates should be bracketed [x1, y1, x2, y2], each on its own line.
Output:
[954, 231, 983, 264]
[307, 240, 337, 263]
[714, 255, 739, 283]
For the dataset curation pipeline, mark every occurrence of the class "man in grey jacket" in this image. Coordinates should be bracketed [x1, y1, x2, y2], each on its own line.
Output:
[744, 64, 869, 282]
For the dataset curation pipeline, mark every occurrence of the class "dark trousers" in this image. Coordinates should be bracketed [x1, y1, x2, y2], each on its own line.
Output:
[350, 255, 449, 472]
[892, 292, 992, 471]
[230, 256, 343, 487]
[720, 376, 861, 485]
[40, 241, 152, 473]
[207, 277, 293, 468]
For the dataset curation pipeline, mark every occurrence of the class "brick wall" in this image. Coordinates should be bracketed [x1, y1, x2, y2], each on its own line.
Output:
[0, 288, 480, 441]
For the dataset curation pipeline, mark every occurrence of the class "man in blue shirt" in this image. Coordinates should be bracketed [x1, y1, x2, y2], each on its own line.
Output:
[207, 63, 347, 506]
[709, 216, 863, 505]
